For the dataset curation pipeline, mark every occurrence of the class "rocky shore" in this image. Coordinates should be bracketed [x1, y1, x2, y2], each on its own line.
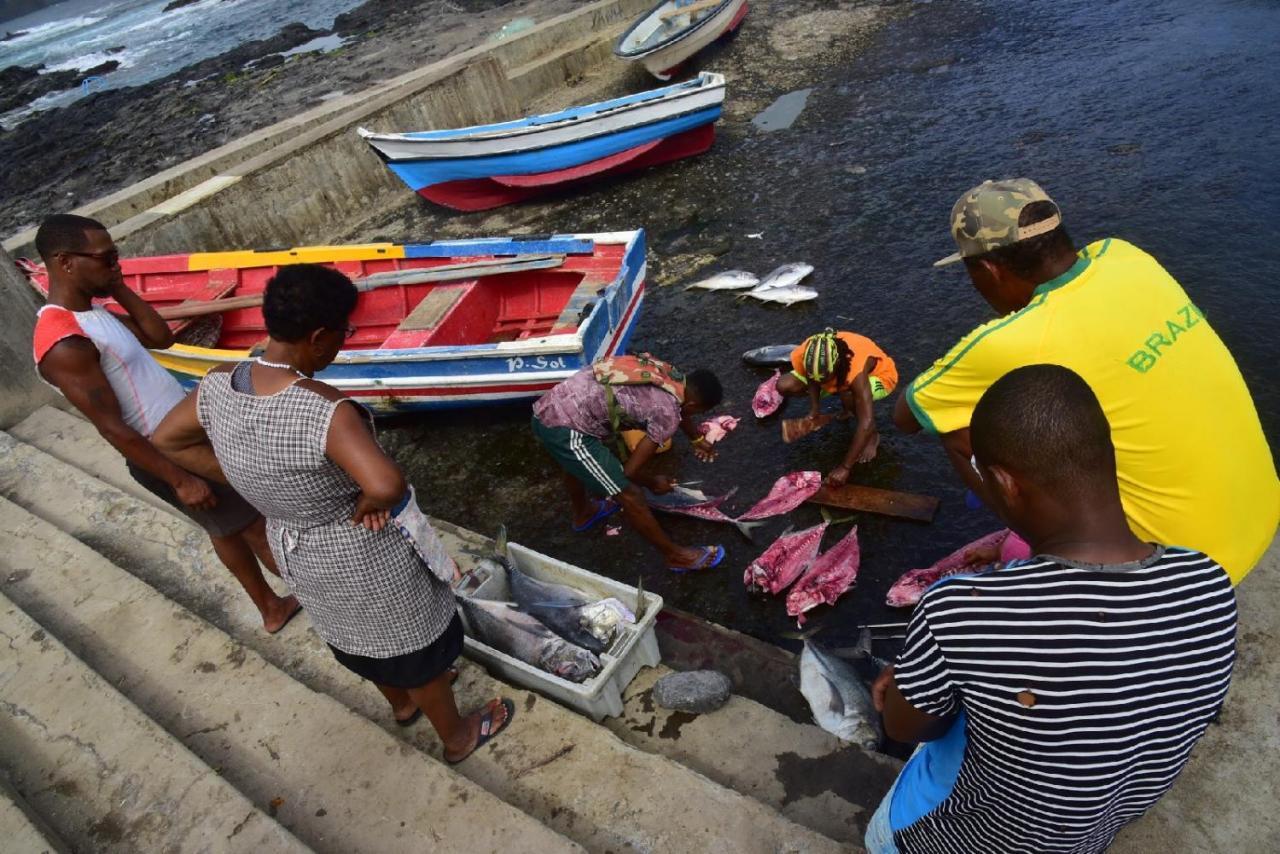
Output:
[0, 0, 575, 238]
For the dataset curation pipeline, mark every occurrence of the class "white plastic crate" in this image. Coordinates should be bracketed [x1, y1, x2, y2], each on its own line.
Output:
[454, 541, 662, 721]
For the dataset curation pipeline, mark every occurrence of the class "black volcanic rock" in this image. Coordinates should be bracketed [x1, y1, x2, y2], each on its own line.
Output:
[0, 60, 120, 113]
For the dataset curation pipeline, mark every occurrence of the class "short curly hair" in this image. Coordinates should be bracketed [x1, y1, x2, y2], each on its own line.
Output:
[262, 264, 358, 342]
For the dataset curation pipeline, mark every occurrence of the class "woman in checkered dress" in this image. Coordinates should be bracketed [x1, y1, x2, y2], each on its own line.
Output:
[154, 264, 512, 763]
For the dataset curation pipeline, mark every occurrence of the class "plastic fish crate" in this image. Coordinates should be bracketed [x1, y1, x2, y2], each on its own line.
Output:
[454, 541, 662, 721]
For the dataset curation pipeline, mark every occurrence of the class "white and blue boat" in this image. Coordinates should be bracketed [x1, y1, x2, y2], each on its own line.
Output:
[357, 72, 726, 211]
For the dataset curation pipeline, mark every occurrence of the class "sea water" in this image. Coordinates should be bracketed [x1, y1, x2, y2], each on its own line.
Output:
[0, 0, 364, 124]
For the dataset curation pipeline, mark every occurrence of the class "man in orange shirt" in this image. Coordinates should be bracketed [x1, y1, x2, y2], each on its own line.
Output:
[777, 329, 898, 486]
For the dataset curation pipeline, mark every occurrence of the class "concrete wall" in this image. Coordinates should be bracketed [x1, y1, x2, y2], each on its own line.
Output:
[0, 247, 63, 428]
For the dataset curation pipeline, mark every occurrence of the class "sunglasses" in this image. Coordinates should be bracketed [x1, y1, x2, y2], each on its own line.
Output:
[61, 249, 120, 266]
[329, 323, 358, 340]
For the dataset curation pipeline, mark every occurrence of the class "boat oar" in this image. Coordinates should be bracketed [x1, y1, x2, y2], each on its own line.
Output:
[154, 254, 566, 321]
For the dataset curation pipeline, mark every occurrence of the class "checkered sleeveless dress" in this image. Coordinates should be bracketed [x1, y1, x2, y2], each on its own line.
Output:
[197, 364, 456, 658]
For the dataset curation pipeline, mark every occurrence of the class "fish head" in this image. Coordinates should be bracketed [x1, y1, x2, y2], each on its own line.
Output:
[545, 643, 602, 683]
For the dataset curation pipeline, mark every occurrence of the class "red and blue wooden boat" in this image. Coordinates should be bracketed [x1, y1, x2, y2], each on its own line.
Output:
[18, 232, 647, 413]
[357, 72, 725, 211]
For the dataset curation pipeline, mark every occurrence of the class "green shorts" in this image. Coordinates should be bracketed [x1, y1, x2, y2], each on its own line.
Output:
[532, 415, 629, 497]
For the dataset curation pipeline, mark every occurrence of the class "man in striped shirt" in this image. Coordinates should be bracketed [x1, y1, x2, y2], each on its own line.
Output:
[867, 364, 1237, 854]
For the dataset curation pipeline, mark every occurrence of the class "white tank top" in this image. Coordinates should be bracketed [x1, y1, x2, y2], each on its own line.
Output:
[33, 305, 186, 436]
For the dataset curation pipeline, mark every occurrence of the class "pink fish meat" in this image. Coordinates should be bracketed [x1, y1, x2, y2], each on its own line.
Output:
[885, 529, 1032, 607]
[738, 471, 823, 521]
[645, 486, 762, 540]
[743, 522, 828, 593]
[787, 526, 861, 624]
[698, 415, 741, 445]
[752, 370, 783, 417]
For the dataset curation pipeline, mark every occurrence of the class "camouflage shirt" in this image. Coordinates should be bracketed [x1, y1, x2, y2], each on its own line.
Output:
[533, 367, 682, 445]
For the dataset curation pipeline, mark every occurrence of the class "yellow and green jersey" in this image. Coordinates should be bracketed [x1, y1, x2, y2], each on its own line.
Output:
[906, 238, 1278, 583]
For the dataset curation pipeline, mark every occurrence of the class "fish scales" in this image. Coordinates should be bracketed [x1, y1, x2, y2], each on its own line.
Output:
[743, 522, 828, 594]
[786, 526, 861, 624]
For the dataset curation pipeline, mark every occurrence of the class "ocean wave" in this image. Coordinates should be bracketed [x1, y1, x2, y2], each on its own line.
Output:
[1, 15, 106, 44]
[42, 48, 138, 74]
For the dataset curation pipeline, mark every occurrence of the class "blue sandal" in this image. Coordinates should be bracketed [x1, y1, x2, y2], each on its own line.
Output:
[670, 545, 726, 574]
[446, 698, 514, 765]
[572, 499, 621, 532]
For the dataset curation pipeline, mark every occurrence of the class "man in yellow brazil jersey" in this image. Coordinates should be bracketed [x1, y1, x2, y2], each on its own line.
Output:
[893, 178, 1278, 584]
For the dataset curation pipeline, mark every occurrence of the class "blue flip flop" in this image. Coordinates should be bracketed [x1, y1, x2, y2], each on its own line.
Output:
[572, 499, 621, 532]
[670, 544, 726, 574]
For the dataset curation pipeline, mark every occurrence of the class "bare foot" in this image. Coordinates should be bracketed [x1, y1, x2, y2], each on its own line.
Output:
[444, 698, 513, 763]
[263, 595, 302, 634]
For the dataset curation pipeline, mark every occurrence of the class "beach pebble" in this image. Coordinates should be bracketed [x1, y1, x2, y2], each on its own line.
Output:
[653, 670, 732, 714]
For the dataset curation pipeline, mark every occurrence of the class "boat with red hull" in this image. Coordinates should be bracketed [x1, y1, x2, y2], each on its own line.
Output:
[17, 232, 648, 413]
[358, 73, 725, 211]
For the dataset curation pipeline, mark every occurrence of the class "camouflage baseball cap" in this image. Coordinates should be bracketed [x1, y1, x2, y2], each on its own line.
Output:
[933, 178, 1062, 267]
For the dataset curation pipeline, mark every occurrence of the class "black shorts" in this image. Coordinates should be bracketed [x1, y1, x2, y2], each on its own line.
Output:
[126, 461, 260, 538]
[329, 614, 464, 690]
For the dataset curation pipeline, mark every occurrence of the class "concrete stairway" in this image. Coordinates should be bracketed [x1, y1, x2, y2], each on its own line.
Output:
[1, 404, 888, 852]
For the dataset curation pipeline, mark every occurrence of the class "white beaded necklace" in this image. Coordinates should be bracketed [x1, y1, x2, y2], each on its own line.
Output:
[254, 356, 306, 377]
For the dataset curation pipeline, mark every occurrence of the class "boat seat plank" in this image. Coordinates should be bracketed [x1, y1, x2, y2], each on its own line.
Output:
[552, 276, 609, 333]
[380, 283, 476, 349]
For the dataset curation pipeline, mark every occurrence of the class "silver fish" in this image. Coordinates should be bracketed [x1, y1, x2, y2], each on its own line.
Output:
[800, 634, 881, 750]
[751, 262, 814, 293]
[644, 485, 763, 540]
[742, 344, 797, 367]
[458, 596, 601, 683]
[507, 562, 611, 653]
[684, 270, 761, 291]
[747, 285, 819, 306]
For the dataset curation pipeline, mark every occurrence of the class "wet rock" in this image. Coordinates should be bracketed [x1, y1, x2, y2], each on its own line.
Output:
[0, 60, 120, 114]
[653, 670, 732, 713]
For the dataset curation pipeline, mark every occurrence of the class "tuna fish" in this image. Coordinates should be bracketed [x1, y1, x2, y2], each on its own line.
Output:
[738, 471, 823, 521]
[752, 370, 784, 417]
[743, 522, 828, 593]
[787, 526, 861, 624]
[644, 485, 763, 540]
[458, 596, 602, 683]
[800, 635, 880, 749]
[506, 562, 612, 653]
[684, 269, 760, 290]
[886, 529, 1032, 608]
[742, 344, 797, 368]
[698, 414, 740, 444]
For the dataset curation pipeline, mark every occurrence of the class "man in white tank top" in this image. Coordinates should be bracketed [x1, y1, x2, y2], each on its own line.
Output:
[31, 214, 300, 634]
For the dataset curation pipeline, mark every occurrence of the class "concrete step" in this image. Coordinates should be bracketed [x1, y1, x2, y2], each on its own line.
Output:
[1, 412, 846, 853]
[602, 665, 901, 845]
[0, 774, 70, 854]
[12, 405, 889, 844]
[0, 588, 309, 854]
[0, 495, 580, 854]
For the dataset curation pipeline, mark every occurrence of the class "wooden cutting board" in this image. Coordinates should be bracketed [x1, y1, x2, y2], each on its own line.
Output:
[807, 484, 939, 523]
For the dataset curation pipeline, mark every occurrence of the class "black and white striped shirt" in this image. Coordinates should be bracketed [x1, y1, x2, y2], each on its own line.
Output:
[892, 546, 1237, 854]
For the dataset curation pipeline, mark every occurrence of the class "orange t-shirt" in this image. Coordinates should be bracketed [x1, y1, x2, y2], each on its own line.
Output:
[790, 331, 897, 394]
